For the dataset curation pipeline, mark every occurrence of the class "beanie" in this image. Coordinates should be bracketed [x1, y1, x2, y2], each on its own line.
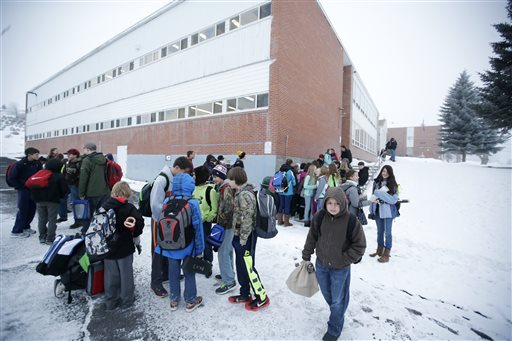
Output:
[194, 165, 211, 185]
[212, 164, 227, 180]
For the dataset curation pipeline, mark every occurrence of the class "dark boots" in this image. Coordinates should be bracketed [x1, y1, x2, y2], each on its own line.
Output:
[277, 213, 284, 226]
[378, 248, 391, 263]
[369, 245, 384, 258]
[283, 215, 293, 227]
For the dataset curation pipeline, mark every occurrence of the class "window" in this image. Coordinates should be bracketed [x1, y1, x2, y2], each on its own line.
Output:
[240, 8, 258, 26]
[216, 22, 225, 36]
[169, 41, 180, 54]
[97, 76, 101, 84]
[213, 101, 223, 113]
[111, 120, 115, 128]
[141, 113, 150, 124]
[150, 112, 156, 123]
[260, 2, 271, 19]
[158, 111, 164, 121]
[227, 98, 237, 112]
[161, 47, 167, 58]
[238, 95, 256, 110]
[230, 16, 240, 30]
[191, 34, 198, 46]
[188, 106, 196, 117]
[178, 108, 185, 119]
[113, 69, 117, 78]
[102, 74, 106, 82]
[116, 119, 120, 128]
[181, 38, 188, 50]
[100, 122, 104, 130]
[257, 93, 269, 107]
[77, 85, 80, 92]
[196, 102, 212, 116]
[118, 66, 123, 75]
[136, 115, 142, 124]
[129, 61, 134, 71]
[127, 117, 132, 126]
[72, 88, 75, 94]
[165, 109, 177, 120]
[199, 26, 215, 42]
[96, 123, 100, 130]
[71, 127, 74, 134]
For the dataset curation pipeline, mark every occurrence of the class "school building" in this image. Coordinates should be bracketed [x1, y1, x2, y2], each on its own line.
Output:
[387, 125, 441, 159]
[25, 0, 380, 182]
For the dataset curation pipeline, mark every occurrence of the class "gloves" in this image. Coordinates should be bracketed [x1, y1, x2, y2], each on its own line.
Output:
[136, 244, 142, 255]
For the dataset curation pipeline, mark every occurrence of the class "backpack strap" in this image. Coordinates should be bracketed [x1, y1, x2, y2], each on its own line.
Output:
[317, 211, 356, 241]
[158, 172, 170, 192]
[205, 185, 213, 211]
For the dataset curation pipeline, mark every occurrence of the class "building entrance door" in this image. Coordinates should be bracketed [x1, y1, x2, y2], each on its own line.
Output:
[117, 145, 128, 177]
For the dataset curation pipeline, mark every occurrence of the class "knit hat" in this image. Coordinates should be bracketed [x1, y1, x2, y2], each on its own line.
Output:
[67, 148, 80, 157]
[237, 150, 246, 158]
[105, 153, 114, 161]
[261, 176, 272, 188]
[217, 155, 224, 162]
[212, 164, 228, 180]
[84, 142, 97, 151]
[194, 165, 211, 185]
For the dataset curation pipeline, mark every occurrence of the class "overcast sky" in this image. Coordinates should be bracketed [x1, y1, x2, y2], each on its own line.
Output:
[1, 0, 508, 127]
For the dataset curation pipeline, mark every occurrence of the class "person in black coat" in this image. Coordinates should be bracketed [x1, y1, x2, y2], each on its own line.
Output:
[340, 145, 353, 166]
[30, 158, 68, 244]
[101, 181, 144, 311]
[8, 147, 42, 237]
[357, 161, 369, 187]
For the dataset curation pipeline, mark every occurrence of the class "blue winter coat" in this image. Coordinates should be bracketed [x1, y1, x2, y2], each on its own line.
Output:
[282, 169, 296, 196]
[369, 180, 398, 219]
[155, 173, 205, 259]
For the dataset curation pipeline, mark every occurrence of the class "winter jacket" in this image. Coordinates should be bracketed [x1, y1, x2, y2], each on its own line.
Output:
[193, 182, 219, 223]
[386, 139, 397, 150]
[155, 173, 204, 260]
[358, 167, 369, 187]
[216, 180, 235, 229]
[150, 166, 173, 221]
[233, 158, 244, 169]
[232, 183, 257, 244]
[30, 158, 68, 203]
[324, 153, 332, 166]
[331, 152, 339, 162]
[340, 149, 353, 164]
[314, 176, 328, 201]
[102, 197, 144, 260]
[302, 187, 366, 269]
[79, 152, 110, 198]
[369, 179, 398, 219]
[327, 174, 340, 188]
[64, 158, 81, 186]
[340, 180, 360, 215]
[303, 175, 317, 197]
[278, 164, 296, 196]
[8, 157, 42, 190]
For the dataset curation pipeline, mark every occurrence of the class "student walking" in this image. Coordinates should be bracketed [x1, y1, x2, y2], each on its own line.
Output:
[302, 187, 366, 341]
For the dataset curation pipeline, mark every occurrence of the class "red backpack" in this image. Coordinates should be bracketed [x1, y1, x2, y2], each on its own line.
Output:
[25, 169, 53, 189]
[106, 160, 123, 189]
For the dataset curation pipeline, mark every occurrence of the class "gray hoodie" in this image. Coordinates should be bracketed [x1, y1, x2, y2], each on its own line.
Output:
[150, 165, 174, 221]
[302, 187, 366, 269]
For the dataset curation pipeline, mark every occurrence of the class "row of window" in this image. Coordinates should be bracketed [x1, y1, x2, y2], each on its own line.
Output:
[27, 92, 269, 141]
[29, 2, 272, 112]
[353, 82, 378, 128]
[352, 122, 377, 154]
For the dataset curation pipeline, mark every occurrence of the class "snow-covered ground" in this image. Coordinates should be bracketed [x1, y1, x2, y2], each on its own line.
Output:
[0, 115, 25, 159]
[0, 155, 510, 340]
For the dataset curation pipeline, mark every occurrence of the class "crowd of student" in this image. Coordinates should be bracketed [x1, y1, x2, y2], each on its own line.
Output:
[7, 142, 400, 341]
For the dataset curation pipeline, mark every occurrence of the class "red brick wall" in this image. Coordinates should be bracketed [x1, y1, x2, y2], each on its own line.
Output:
[269, 0, 344, 160]
[387, 126, 440, 158]
[28, 110, 267, 156]
[341, 65, 352, 150]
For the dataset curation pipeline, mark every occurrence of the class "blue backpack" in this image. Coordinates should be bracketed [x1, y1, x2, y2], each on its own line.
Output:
[207, 224, 225, 248]
[272, 171, 288, 193]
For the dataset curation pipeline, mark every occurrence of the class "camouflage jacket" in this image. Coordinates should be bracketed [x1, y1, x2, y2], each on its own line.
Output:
[216, 181, 235, 229]
[232, 183, 256, 242]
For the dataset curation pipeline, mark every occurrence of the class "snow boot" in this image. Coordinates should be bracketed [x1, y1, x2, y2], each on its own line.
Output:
[369, 245, 384, 258]
[378, 248, 391, 263]
[283, 215, 293, 227]
[277, 213, 284, 226]
[304, 221, 310, 227]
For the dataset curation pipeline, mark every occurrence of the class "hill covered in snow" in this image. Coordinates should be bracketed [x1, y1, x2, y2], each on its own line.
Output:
[0, 113, 25, 159]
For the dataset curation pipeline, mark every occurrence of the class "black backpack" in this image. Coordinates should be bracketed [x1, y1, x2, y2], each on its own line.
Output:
[315, 210, 361, 264]
[138, 172, 169, 217]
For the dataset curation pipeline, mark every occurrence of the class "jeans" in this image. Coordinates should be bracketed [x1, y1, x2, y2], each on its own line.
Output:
[232, 234, 256, 298]
[390, 149, 396, 161]
[218, 228, 235, 285]
[315, 260, 351, 338]
[317, 198, 325, 212]
[304, 195, 313, 222]
[12, 188, 37, 233]
[69, 185, 79, 221]
[278, 194, 293, 215]
[37, 202, 59, 242]
[80, 195, 109, 234]
[376, 217, 393, 249]
[203, 221, 213, 263]
[168, 258, 197, 304]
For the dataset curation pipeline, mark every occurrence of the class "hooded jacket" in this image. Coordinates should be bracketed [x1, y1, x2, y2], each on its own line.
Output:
[30, 158, 68, 203]
[232, 183, 256, 243]
[150, 165, 174, 221]
[79, 152, 110, 198]
[278, 164, 296, 196]
[155, 173, 204, 259]
[340, 180, 360, 216]
[216, 180, 235, 229]
[102, 196, 144, 260]
[64, 157, 81, 186]
[302, 187, 366, 269]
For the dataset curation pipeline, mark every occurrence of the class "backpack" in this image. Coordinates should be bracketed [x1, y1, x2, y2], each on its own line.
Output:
[272, 171, 289, 193]
[138, 172, 169, 217]
[255, 190, 278, 239]
[5, 162, 16, 187]
[84, 208, 117, 260]
[36, 235, 78, 276]
[207, 224, 225, 248]
[315, 210, 361, 264]
[196, 184, 216, 222]
[106, 160, 123, 190]
[25, 169, 53, 189]
[156, 196, 194, 250]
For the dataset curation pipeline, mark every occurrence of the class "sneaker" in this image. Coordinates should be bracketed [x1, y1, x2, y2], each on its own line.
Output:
[215, 282, 237, 295]
[169, 300, 178, 311]
[11, 232, 30, 238]
[185, 296, 203, 313]
[39, 239, 46, 244]
[45, 240, 54, 245]
[56, 218, 68, 223]
[151, 286, 168, 298]
[69, 222, 82, 229]
[245, 296, 270, 311]
[215, 274, 222, 280]
[119, 300, 134, 310]
[322, 332, 338, 341]
[228, 295, 252, 304]
[23, 228, 37, 235]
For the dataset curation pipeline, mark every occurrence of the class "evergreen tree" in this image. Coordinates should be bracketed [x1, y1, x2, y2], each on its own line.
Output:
[439, 71, 505, 164]
[479, 0, 512, 133]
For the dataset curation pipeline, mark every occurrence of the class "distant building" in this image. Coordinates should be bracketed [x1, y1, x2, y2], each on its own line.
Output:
[25, 0, 380, 181]
[387, 125, 440, 159]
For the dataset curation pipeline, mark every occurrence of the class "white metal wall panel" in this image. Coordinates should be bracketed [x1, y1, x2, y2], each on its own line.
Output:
[27, 19, 272, 128]
[27, 60, 270, 134]
[31, 0, 265, 97]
